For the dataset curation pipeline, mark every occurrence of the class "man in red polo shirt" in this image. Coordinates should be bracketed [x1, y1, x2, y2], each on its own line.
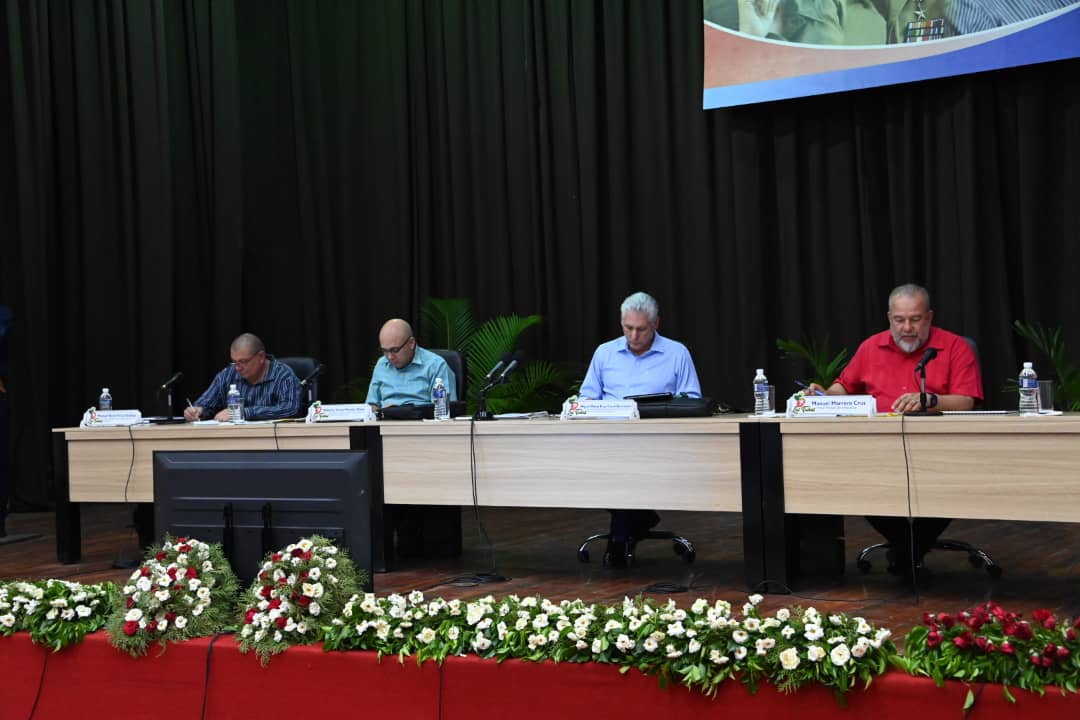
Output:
[809, 283, 984, 576]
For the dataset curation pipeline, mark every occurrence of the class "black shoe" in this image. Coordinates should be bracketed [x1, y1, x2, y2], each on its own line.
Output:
[604, 540, 628, 568]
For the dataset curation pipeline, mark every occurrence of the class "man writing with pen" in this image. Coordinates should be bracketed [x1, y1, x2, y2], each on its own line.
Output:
[806, 283, 983, 577]
[183, 333, 302, 422]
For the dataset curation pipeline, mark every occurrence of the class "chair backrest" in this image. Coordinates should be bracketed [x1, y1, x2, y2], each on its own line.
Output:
[277, 356, 321, 410]
[430, 349, 467, 401]
[961, 336, 983, 409]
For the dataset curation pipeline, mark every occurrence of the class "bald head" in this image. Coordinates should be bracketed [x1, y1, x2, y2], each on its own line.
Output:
[378, 318, 417, 368]
[229, 333, 267, 382]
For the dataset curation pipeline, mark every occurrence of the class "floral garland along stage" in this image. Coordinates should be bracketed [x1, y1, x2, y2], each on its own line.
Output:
[238, 535, 363, 664]
[321, 591, 896, 697]
[903, 601, 1080, 704]
[106, 535, 239, 656]
[0, 579, 115, 650]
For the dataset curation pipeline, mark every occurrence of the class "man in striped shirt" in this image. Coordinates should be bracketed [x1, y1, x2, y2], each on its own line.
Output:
[184, 333, 302, 421]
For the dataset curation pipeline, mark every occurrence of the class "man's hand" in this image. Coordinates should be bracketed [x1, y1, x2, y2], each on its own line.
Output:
[213, 408, 232, 422]
[183, 405, 202, 422]
[891, 393, 926, 414]
[806, 382, 828, 396]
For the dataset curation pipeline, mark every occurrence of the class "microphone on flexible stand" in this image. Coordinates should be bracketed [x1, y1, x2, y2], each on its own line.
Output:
[906, 348, 942, 416]
[158, 371, 184, 417]
[474, 352, 525, 421]
[299, 364, 323, 406]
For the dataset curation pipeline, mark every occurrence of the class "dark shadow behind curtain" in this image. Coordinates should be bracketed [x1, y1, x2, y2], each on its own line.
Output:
[3, 0, 1079, 506]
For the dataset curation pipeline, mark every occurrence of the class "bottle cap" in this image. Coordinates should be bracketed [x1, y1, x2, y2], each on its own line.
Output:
[102, 388, 109, 393]
[1023, 362, 1033, 368]
[229, 383, 238, 390]
[755, 369, 763, 374]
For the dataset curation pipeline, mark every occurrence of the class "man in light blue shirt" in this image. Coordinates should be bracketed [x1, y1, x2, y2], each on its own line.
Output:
[365, 319, 457, 408]
[580, 291, 702, 566]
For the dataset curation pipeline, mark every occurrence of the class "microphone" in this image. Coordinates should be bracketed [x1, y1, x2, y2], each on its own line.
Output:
[495, 351, 526, 384]
[160, 371, 184, 390]
[914, 347, 939, 372]
[299, 364, 323, 387]
[482, 353, 513, 384]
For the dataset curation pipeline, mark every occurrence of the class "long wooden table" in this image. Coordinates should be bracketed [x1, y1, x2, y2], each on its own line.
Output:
[53, 414, 1080, 590]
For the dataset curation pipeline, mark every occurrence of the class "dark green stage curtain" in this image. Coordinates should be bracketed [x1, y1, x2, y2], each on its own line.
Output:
[2, 0, 1079, 506]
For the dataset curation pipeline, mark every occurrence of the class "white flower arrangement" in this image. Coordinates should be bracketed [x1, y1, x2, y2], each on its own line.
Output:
[321, 592, 897, 697]
[237, 535, 363, 665]
[106, 535, 239, 656]
[0, 579, 115, 649]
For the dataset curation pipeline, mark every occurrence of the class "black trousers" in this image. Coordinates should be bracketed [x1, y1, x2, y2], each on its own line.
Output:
[866, 515, 951, 565]
[608, 509, 661, 543]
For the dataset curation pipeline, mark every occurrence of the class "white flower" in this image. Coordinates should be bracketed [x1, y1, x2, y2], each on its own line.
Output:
[688, 638, 702, 654]
[296, 622, 308, 634]
[472, 636, 492, 652]
[175, 616, 188, 630]
[779, 647, 801, 670]
[807, 645, 825, 662]
[325, 557, 337, 569]
[301, 583, 324, 599]
[856, 619, 872, 635]
[781, 625, 796, 639]
[527, 633, 547, 650]
[196, 587, 211, 600]
[734, 646, 748, 660]
[157, 619, 169, 631]
[155, 590, 171, 602]
[830, 644, 851, 666]
[575, 640, 588, 650]
[642, 638, 658, 652]
[665, 644, 683, 658]
[46, 609, 59, 620]
[709, 649, 729, 665]
[273, 631, 283, 643]
[691, 598, 709, 614]
[829, 614, 843, 625]
[192, 605, 204, 617]
[202, 560, 213, 572]
[615, 634, 635, 652]
[466, 604, 486, 626]
[418, 627, 437, 644]
[742, 617, 760, 632]
[603, 619, 621, 632]
[76, 605, 92, 618]
[60, 608, 75, 621]
[125, 608, 144, 622]
[748, 594, 764, 605]
[497, 622, 508, 640]
[872, 628, 892, 648]
[852, 637, 871, 658]
[804, 624, 824, 641]
[408, 590, 424, 604]
[298, 538, 313, 552]
[591, 638, 603, 654]
[514, 618, 528, 631]
[187, 578, 202, 592]
[732, 630, 749, 644]
[534, 614, 550, 630]
[136, 577, 152, 593]
[775, 608, 791, 621]
[448, 626, 460, 641]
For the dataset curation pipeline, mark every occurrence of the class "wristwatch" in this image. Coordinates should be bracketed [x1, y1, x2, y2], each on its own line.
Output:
[929, 393, 939, 408]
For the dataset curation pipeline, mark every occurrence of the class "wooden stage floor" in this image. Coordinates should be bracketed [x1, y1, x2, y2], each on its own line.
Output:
[3, 504, 1079, 647]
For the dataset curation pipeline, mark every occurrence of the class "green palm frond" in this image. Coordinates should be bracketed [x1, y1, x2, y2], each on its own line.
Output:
[1013, 320, 1080, 411]
[421, 297, 479, 350]
[484, 361, 568, 414]
[465, 314, 544, 395]
[776, 336, 849, 388]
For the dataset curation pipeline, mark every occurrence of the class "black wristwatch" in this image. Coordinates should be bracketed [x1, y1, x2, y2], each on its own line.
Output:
[929, 393, 939, 408]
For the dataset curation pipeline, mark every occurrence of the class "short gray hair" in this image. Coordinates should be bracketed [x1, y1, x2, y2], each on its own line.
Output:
[888, 283, 931, 313]
[620, 291, 659, 323]
[231, 333, 265, 355]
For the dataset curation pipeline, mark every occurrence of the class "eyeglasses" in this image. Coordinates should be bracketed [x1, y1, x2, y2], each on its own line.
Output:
[379, 337, 414, 355]
[231, 352, 263, 367]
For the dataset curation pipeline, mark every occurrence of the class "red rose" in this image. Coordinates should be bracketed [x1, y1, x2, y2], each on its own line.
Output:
[1031, 654, 1042, 666]
[155, 551, 167, 561]
[1032, 608, 1053, 623]
[187, 568, 198, 579]
[140, 566, 151, 577]
[1013, 623, 1034, 641]
[1000, 641, 1015, 655]
[302, 551, 313, 562]
[975, 637, 990, 651]
[277, 577, 288, 585]
[952, 636, 970, 650]
[244, 609, 257, 624]
[259, 571, 268, 581]
[922, 613, 936, 625]
[272, 553, 282, 562]
[260, 585, 273, 598]
[939, 613, 955, 629]
[1067, 628, 1076, 641]
[276, 616, 287, 629]
[299, 570, 309, 580]
[124, 621, 139, 636]
[1073, 617, 1080, 629]
[177, 536, 188, 543]
[178, 544, 191, 553]
[927, 631, 943, 649]
[1043, 643, 1057, 657]
[268, 598, 282, 609]
[167, 567, 178, 579]
[126, 597, 134, 608]
[1042, 656, 1054, 668]
[965, 616, 985, 631]
[291, 548, 304, 558]
[298, 596, 311, 607]
[166, 611, 177, 622]
[988, 604, 1006, 620]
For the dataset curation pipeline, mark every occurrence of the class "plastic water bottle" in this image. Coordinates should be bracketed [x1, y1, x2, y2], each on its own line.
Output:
[753, 368, 769, 416]
[432, 378, 450, 421]
[1018, 362, 1039, 416]
[98, 388, 112, 411]
[227, 383, 244, 423]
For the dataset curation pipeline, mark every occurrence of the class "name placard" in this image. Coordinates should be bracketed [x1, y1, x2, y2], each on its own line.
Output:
[80, 409, 144, 427]
[785, 394, 876, 418]
[560, 398, 639, 420]
[306, 402, 377, 423]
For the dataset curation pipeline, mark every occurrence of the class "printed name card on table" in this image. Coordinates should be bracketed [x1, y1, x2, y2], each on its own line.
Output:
[560, 397, 639, 420]
[305, 402, 377, 423]
[785, 394, 876, 418]
[80, 409, 143, 427]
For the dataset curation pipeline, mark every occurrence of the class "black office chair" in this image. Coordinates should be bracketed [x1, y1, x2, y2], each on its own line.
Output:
[278, 356, 321, 412]
[578, 523, 696, 567]
[856, 336, 1001, 578]
[430, 349, 468, 402]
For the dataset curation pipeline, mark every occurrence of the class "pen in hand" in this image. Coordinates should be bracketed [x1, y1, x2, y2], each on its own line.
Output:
[795, 380, 825, 396]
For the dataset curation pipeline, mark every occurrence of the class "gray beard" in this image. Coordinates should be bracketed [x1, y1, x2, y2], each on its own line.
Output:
[895, 336, 924, 353]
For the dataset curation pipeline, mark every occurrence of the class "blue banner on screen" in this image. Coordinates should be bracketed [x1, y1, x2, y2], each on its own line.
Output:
[703, 2, 1080, 109]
